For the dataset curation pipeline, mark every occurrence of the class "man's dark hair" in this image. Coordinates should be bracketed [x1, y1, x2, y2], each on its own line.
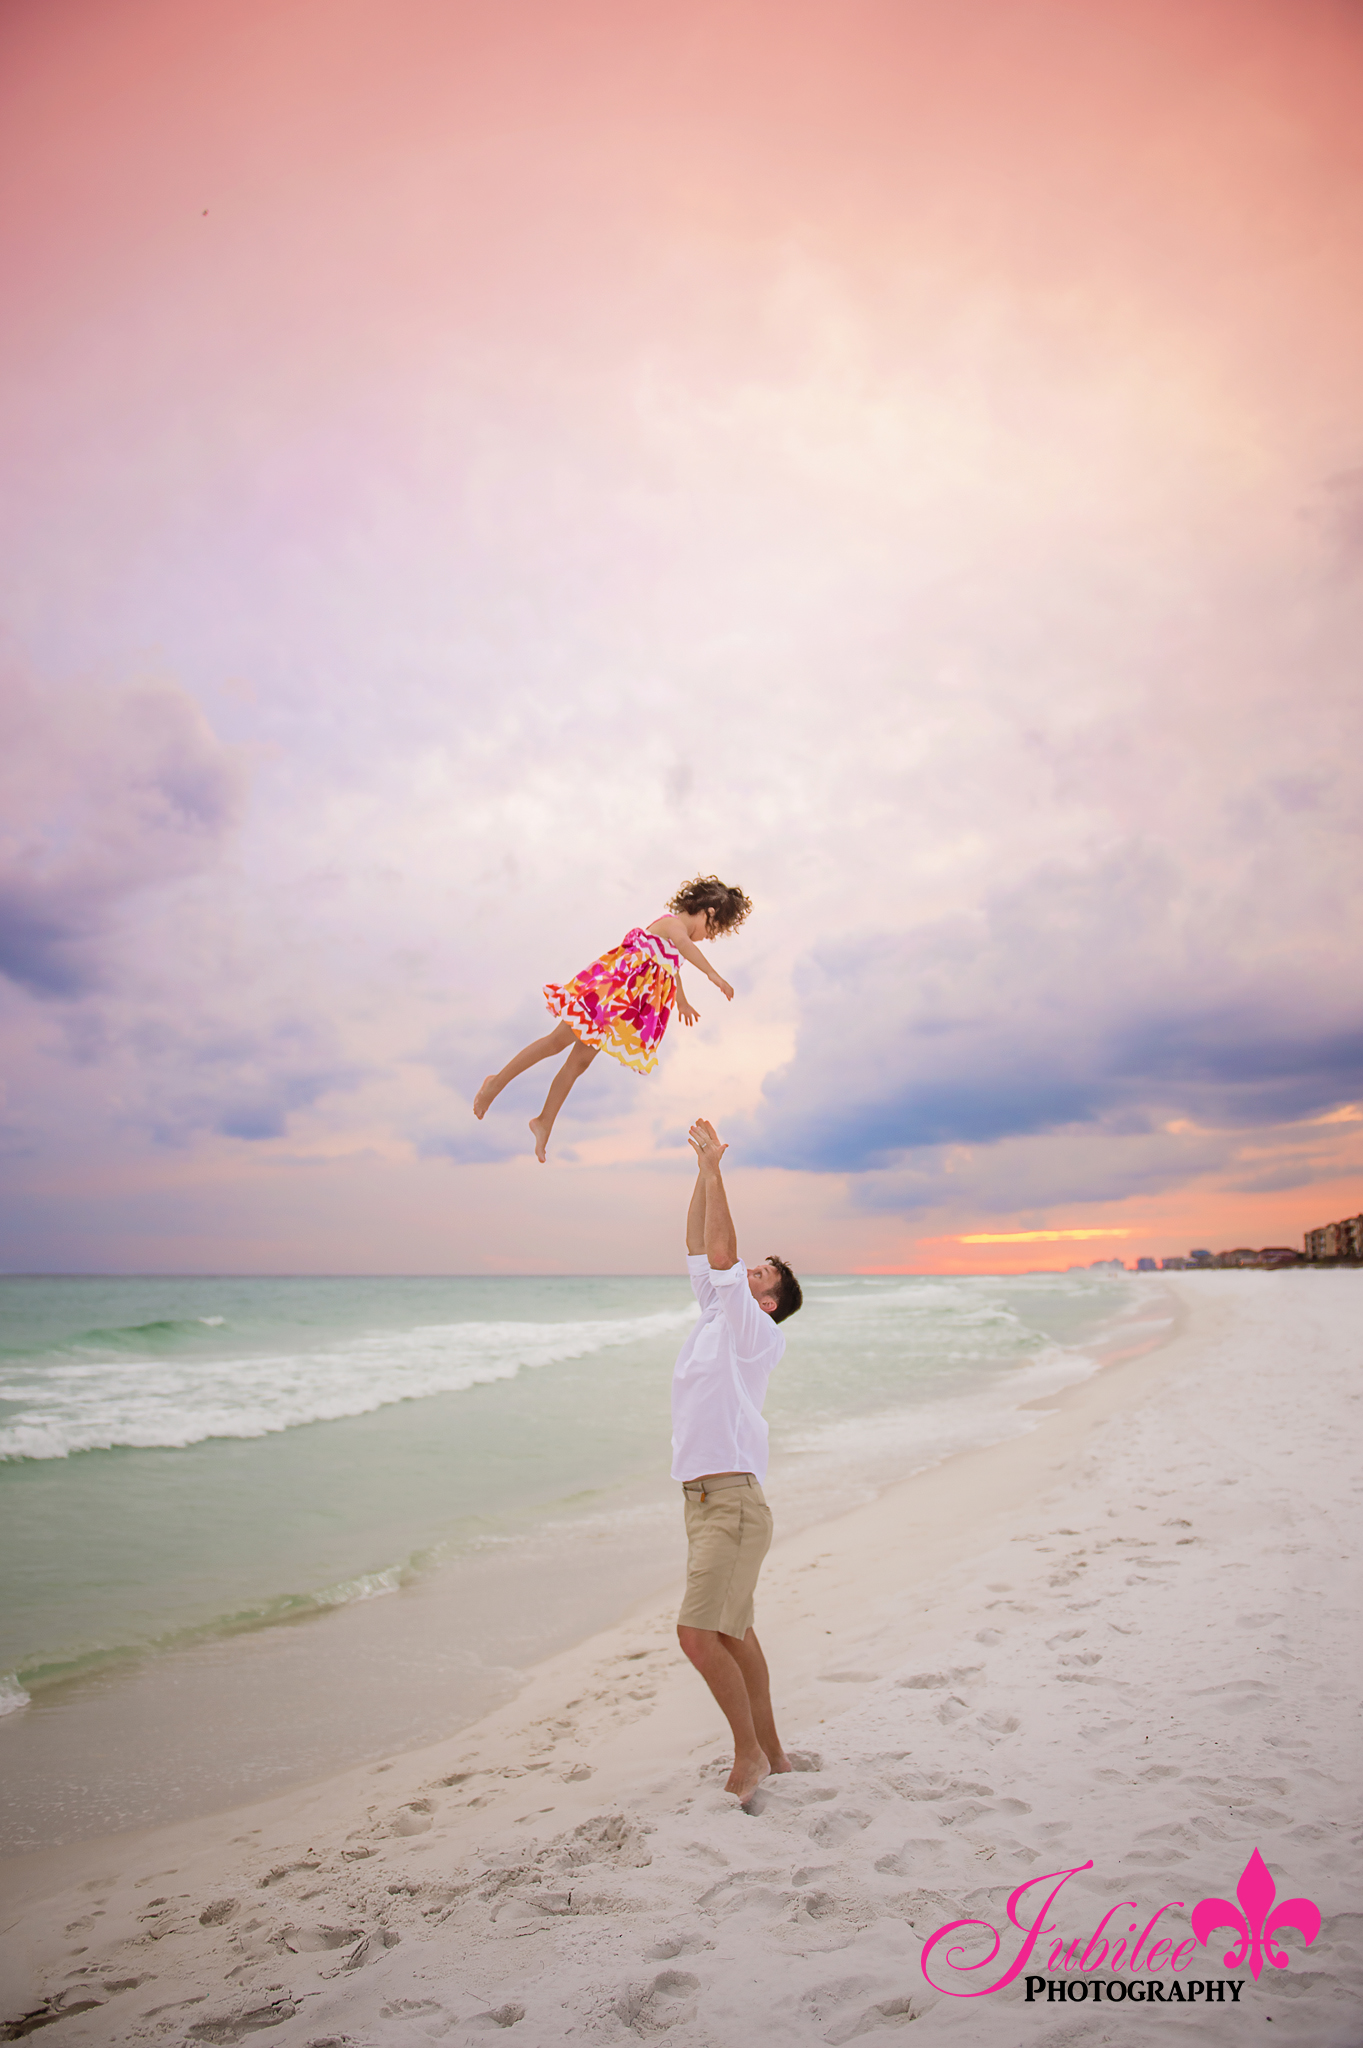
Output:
[767, 1255, 803, 1325]
[667, 874, 752, 937]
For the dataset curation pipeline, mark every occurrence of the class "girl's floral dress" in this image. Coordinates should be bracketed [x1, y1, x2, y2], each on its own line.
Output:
[544, 925, 681, 1075]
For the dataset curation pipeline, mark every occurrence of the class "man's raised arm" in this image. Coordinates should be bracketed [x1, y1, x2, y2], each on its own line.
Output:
[685, 1150, 707, 1255]
[689, 1118, 737, 1269]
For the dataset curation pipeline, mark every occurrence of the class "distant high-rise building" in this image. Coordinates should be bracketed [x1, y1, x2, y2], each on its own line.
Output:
[1304, 1215, 1363, 1261]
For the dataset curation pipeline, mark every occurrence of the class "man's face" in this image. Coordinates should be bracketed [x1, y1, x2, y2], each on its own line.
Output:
[747, 1260, 780, 1315]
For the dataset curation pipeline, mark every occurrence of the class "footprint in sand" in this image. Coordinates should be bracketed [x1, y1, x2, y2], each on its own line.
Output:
[389, 1801, 435, 1835]
[185, 2002, 298, 2043]
[613, 1971, 699, 2033]
[1190, 1679, 1274, 1713]
[807, 1808, 872, 1846]
[976, 1709, 1020, 1734]
[874, 1842, 950, 1875]
[645, 1929, 712, 1959]
[799, 1979, 923, 2044]
[827, 1996, 921, 2042]
[271, 1921, 364, 1953]
[896, 1665, 982, 1691]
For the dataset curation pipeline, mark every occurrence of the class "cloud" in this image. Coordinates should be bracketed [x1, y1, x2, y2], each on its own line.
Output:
[848, 1124, 1236, 1220]
[119, 1015, 368, 1147]
[748, 844, 1363, 1199]
[44, 998, 368, 1148]
[416, 1127, 529, 1166]
[0, 668, 247, 995]
[1319, 467, 1363, 572]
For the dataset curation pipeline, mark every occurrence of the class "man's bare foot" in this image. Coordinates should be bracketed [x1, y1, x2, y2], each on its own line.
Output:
[769, 1751, 793, 1774]
[529, 1116, 550, 1163]
[473, 1076, 498, 1119]
[726, 1752, 770, 1805]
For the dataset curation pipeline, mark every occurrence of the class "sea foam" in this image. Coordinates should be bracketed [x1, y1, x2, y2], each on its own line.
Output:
[0, 1306, 696, 1461]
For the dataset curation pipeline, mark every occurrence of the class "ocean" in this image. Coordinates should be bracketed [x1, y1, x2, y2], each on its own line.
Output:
[0, 1270, 1167, 1851]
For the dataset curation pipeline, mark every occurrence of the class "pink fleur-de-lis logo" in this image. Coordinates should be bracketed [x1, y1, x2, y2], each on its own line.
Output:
[1191, 1849, 1322, 1981]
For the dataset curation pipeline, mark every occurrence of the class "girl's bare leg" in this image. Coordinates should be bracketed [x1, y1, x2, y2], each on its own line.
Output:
[529, 1040, 598, 1162]
[474, 1021, 576, 1117]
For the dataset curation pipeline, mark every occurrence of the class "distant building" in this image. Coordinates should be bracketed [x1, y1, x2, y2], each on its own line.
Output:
[1304, 1215, 1363, 1263]
[1089, 1258, 1126, 1271]
[1162, 1245, 1304, 1271]
[1135, 1257, 1158, 1271]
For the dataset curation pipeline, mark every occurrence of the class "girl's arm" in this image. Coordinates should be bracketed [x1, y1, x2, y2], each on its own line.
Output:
[649, 916, 735, 1002]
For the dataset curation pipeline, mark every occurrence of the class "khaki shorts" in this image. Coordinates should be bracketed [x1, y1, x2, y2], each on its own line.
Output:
[677, 1476, 773, 1638]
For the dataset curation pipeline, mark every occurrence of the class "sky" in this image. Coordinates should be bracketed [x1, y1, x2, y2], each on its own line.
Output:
[2, 0, 1361, 1275]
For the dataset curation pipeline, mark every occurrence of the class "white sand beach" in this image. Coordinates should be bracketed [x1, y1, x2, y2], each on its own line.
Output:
[1, 1272, 1358, 2047]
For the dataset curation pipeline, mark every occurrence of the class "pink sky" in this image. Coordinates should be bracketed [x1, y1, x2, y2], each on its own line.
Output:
[2, 0, 1361, 1273]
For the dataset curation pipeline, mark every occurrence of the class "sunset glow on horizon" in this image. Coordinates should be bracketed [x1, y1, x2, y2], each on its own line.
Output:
[958, 1230, 1134, 1246]
[2, 0, 1361, 1274]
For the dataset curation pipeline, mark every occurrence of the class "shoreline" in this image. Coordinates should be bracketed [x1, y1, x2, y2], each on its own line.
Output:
[1, 1273, 1357, 2045]
[0, 1286, 1186, 1892]
[0, 1276, 1162, 1854]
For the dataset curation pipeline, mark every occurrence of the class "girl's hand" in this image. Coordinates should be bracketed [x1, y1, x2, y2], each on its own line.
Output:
[711, 975, 734, 1002]
[677, 994, 701, 1027]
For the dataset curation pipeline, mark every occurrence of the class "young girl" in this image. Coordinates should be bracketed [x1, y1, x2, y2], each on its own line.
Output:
[473, 875, 752, 1162]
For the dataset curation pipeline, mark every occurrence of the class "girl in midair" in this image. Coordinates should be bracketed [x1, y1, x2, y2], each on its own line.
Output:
[473, 875, 751, 1162]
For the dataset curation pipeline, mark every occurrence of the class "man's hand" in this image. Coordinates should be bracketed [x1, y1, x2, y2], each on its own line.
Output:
[688, 1118, 728, 1173]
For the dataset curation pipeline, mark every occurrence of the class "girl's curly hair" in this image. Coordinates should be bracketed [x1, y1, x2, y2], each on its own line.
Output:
[667, 874, 752, 936]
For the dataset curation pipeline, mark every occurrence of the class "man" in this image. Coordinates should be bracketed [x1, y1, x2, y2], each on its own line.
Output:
[673, 1116, 803, 1803]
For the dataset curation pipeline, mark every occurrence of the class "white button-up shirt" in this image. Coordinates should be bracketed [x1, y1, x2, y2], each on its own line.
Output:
[670, 1254, 785, 1482]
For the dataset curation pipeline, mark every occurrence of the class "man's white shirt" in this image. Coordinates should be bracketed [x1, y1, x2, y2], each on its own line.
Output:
[670, 1254, 785, 1483]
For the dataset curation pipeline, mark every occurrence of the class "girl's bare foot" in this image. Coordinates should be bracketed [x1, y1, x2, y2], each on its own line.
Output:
[473, 1076, 498, 1119]
[529, 1116, 550, 1163]
[726, 1751, 770, 1805]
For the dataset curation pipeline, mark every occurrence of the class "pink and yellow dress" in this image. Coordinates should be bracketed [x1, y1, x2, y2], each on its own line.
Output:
[544, 924, 682, 1075]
